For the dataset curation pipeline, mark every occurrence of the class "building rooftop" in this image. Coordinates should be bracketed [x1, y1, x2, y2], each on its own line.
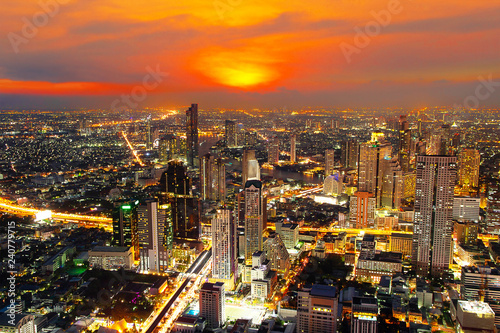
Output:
[90, 246, 130, 253]
[310, 284, 336, 298]
[458, 300, 495, 315]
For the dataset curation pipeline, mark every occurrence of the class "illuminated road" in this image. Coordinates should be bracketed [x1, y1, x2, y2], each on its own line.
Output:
[299, 226, 413, 236]
[0, 198, 112, 229]
[121, 131, 145, 166]
[143, 249, 212, 333]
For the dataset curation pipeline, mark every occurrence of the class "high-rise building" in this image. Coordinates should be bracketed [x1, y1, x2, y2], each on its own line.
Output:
[158, 161, 199, 240]
[486, 181, 500, 233]
[455, 301, 495, 333]
[454, 221, 479, 246]
[199, 282, 225, 329]
[325, 149, 335, 176]
[290, 134, 297, 163]
[324, 172, 343, 196]
[244, 180, 263, 265]
[453, 197, 480, 222]
[349, 192, 376, 229]
[186, 103, 199, 168]
[200, 154, 226, 201]
[458, 149, 480, 190]
[242, 149, 259, 185]
[380, 157, 403, 209]
[212, 209, 237, 282]
[225, 120, 237, 147]
[263, 233, 290, 276]
[297, 285, 339, 333]
[398, 115, 411, 172]
[358, 133, 392, 206]
[351, 297, 378, 333]
[268, 137, 279, 164]
[341, 140, 359, 169]
[412, 155, 457, 277]
[138, 200, 173, 273]
[112, 200, 139, 260]
[158, 134, 181, 163]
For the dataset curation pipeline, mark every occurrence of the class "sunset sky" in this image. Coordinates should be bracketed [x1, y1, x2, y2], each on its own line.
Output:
[1, 0, 499, 109]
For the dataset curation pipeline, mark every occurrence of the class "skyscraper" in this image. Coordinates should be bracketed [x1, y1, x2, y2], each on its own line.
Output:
[412, 155, 457, 277]
[225, 120, 237, 147]
[267, 136, 279, 164]
[341, 140, 359, 169]
[290, 134, 297, 163]
[242, 149, 259, 185]
[200, 154, 226, 201]
[212, 209, 237, 282]
[138, 200, 173, 273]
[199, 282, 225, 329]
[158, 134, 181, 163]
[112, 200, 139, 260]
[349, 192, 376, 229]
[146, 115, 152, 150]
[458, 148, 480, 190]
[358, 133, 392, 206]
[325, 149, 335, 176]
[244, 179, 263, 265]
[398, 115, 411, 172]
[158, 161, 199, 240]
[186, 103, 199, 168]
[380, 157, 404, 209]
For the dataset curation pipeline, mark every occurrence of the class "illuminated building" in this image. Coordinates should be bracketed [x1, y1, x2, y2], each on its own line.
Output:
[112, 200, 139, 260]
[297, 285, 338, 333]
[250, 251, 277, 299]
[324, 149, 335, 176]
[380, 157, 403, 209]
[159, 134, 181, 163]
[358, 133, 392, 206]
[454, 221, 478, 246]
[356, 251, 402, 282]
[212, 209, 237, 282]
[486, 181, 500, 233]
[458, 149, 480, 190]
[349, 192, 375, 229]
[138, 200, 173, 273]
[186, 103, 198, 168]
[263, 233, 290, 276]
[199, 282, 225, 329]
[390, 233, 413, 256]
[200, 154, 226, 201]
[158, 161, 199, 240]
[268, 136, 279, 164]
[341, 140, 359, 169]
[146, 114, 152, 150]
[88, 246, 133, 270]
[412, 155, 456, 277]
[324, 172, 343, 196]
[290, 134, 297, 163]
[244, 179, 263, 266]
[245, 131, 258, 147]
[351, 297, 378, 333]
[242, 149, 259, 185]
[225, 120, 237, 147]
[398, 115, 411, 172]
[456, 300, 495, 333]
[275, 221, 299, 250]
[0, 314, 35, 333]
[453, 197, 480, 222]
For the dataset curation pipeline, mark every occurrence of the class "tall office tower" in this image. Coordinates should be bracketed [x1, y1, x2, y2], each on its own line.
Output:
[358, 132, 392, 206]
[186, 103, 199, 168]
[268, 136, 280, 164]
[200, 154, 226, 201]
[199, 282, 225, 330]
[324, 149, 335, 176]
[225, 120, 237, 147]
[331, 119, 338, 129]
[245, 131, 258, 147]
[398, 115, 411, 172]
[427, 133, 441, 155]
[138, 200, 173, 273]
[263, 233, 290, 276]
[341, 140, 359, 169]
[458, 149, 480, 190]
[349, 192, 376, 229]
[242, 149, 259, 185]
[290, 134, 297, 163]
[351, 297, 378, 333]
[158, 161, 199, 240]
[236, 191, 246, 227]
[380, 157, 404, 209]
[244, 179, 263, 265]
[158, 134, 179, 163]
[297, 285, 339, 333]
[112, 200, 139, 260]
[212, 209, 237, 281]
[146, 115, 152, 150]
[412, 155, 457, 277]
[324, 172, 344, 196]
[486, 181, 500, 233]
[439, 124, 451, 155]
